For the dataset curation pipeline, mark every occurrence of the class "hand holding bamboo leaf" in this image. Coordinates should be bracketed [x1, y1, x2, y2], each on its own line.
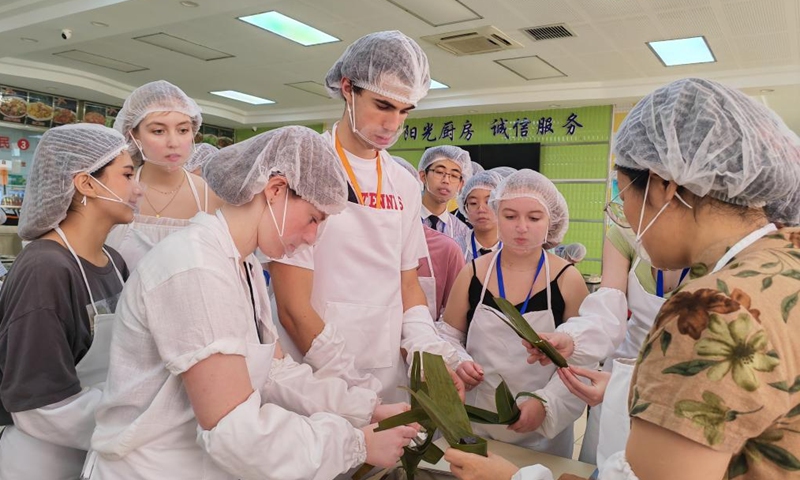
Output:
[491, 296, 568, 368]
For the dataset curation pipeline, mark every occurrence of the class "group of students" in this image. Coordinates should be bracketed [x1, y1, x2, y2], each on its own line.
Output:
[0, 28, 796, 480]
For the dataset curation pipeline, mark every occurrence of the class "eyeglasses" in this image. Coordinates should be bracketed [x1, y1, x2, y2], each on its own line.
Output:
[604, 175, 641, 229]
[426, 167, 463, 183]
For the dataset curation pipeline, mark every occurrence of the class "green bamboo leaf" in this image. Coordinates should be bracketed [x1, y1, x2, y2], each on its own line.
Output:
[491, 297, 568, 367]
[421, 352, 473, 435]
[374, 408, 429, 432]
[495, 379, 516, 422]
[762, 277, 773, 291]
[728, 453, 749, 478]
[404, 387, 467, 446]
[782, 292, 799, 322]
[630, 401, 651, 416]
[516, 391, 547, 403]
[465, 405, 501, 424]
[787, 404, 800, 418]
[753, 442, 800, 471]
[662, 360, 719, 376]
[451, 438, 488, 456]
[421, 443, 444, 464]
[660, 331, 672, 356]
[781, 270, 800, 281]
[716, 279, 730, 296]
[734, 270, 760, 278]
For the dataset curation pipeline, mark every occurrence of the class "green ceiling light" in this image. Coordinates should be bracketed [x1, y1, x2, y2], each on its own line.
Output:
[647, 36, 716, 67]
[238, 11, 339, 46]
[210, 90, 275, 105]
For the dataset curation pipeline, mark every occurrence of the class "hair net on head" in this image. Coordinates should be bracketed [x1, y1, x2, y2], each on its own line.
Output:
[490, 169, 569, 249]
[325, 31, 430, 106]
[185, 143, 218, 173]
[418, 145, 473, 180]
[471, 161, 485, 174]
[392, 155, 423, 188]
[457, 171, 502, 216]
[488, 166, 517, 178]
[19, 124, 127, 240]
[203, 126, 348, 215]
[614, 77, 800, 225]
[115, 80, 203, 157]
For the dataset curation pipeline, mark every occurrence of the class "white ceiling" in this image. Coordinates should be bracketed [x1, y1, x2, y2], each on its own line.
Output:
[0, 0, 797, 131]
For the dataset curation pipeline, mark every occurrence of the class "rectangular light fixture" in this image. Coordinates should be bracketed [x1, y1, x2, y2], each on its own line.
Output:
[238, 11, 339, 46]
[495, 55, 566, 81]
[134, 33, 234, 61]
[210, 90, 275, 105]
[647, 36, 715, 67]
[386, 0, 481, 27]
[286, 81, 331, 98]
[53, 50, 148, 73]
[430, 79, 449, 89]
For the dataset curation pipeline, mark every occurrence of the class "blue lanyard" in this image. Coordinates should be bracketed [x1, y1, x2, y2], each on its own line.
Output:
[656, 268, 690, 298]
[496, 249, 545, 313]
[471, 232, 501, 259]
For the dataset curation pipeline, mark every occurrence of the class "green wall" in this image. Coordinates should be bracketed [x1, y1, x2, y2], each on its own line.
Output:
[390, 106, 613, 276]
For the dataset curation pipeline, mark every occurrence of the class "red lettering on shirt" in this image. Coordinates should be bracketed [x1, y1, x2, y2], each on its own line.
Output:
[359, 192, 404, 211]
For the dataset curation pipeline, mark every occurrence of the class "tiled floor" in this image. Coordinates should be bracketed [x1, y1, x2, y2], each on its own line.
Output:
[572, 407, 588, 460]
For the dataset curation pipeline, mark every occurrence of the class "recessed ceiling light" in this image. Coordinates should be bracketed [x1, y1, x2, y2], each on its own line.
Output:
[430, 79, 449, 89]
[760, 88, 774, 93]
[180, 1, 199, 7]
[210, 90, 275, 105]
[53, 49, 148, 73]
[286, 81, 331, 98]
[91, 21, 109, 27]
[238, 11, 339, 46]
[647, 36, 715, 67]
[20, 37, 38, 43]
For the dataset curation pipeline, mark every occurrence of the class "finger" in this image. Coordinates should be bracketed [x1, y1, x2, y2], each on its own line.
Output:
[444, 447, 468, 465]
[569, 365, 604, 381]
[557, 369, 593, 404]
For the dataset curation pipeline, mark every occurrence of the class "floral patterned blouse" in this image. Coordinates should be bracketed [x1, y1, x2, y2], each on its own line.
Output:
[629, 228, 800, 479]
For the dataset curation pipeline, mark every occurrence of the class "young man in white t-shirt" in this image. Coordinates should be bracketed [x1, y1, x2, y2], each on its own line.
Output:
[269, 31, 465, 403]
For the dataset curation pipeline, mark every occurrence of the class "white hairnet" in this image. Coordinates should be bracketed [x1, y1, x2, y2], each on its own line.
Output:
[559, 243, 587, 263]
[457, 171, 503, 216]
[325, 31, 430, 106]
[471, 161, 485, 174]
[490, 169, 569, 249]
[19, 124, 127, 240]
[185, 143, 218, 173]
[489, 166, 517, 178]
[115, 80, 202, 158]
[392, 155, 422, 188]
[417, 145, 473, 181]
[615, 77, 800, 225]
[203, 126, 348, 215]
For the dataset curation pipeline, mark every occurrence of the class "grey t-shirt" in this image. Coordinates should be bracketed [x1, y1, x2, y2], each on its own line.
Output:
[0, 239, 128, 425]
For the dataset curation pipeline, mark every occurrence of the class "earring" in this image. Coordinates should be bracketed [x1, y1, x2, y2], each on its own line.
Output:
[81, 195, 87, 206]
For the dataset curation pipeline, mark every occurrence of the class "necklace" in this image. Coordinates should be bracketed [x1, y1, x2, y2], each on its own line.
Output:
[148, 177, 185, 195]
[143, 174, 186, 218]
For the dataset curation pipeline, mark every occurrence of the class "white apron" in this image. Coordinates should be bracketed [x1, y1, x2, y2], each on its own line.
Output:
[420, 245, 438, 321]
[105, 167, 206, 271]
[276, 133, 408, 402]
[466, 251, 574, 456]
[580, 257, 667, 464]
[0, 228, 123, 480]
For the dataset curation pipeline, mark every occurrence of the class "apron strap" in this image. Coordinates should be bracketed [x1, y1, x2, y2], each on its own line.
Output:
[54, 227, 99, 317]
[185, 169, 203, 213]
[478, 250, 499, 305]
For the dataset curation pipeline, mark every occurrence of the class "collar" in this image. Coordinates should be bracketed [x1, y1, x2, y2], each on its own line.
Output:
[420, 204, 451, 224]
[190, 210, 243, 261]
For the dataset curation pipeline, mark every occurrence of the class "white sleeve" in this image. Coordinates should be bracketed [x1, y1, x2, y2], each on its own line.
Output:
[512, 465, 555, 480]
[263, 355, 378, 428]
[598, 451, 640, 479]
[532, 366, 593, 440]
[11, 387, 102, 450]
[400, 305, 461, 371]
[198, 390, 366, 480]
[434, 320, 473, 365]
[303, 322, 383, 393]
[555, 288, 628, 365]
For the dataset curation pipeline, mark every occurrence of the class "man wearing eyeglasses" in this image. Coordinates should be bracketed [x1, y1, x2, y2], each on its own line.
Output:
[417, 145, 473, 241]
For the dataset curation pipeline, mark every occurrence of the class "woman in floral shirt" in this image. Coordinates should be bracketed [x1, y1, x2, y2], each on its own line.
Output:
[443, 77, 800, 480]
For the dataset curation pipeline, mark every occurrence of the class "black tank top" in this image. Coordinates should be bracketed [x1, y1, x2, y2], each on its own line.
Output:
[466, 259, 572, 331]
